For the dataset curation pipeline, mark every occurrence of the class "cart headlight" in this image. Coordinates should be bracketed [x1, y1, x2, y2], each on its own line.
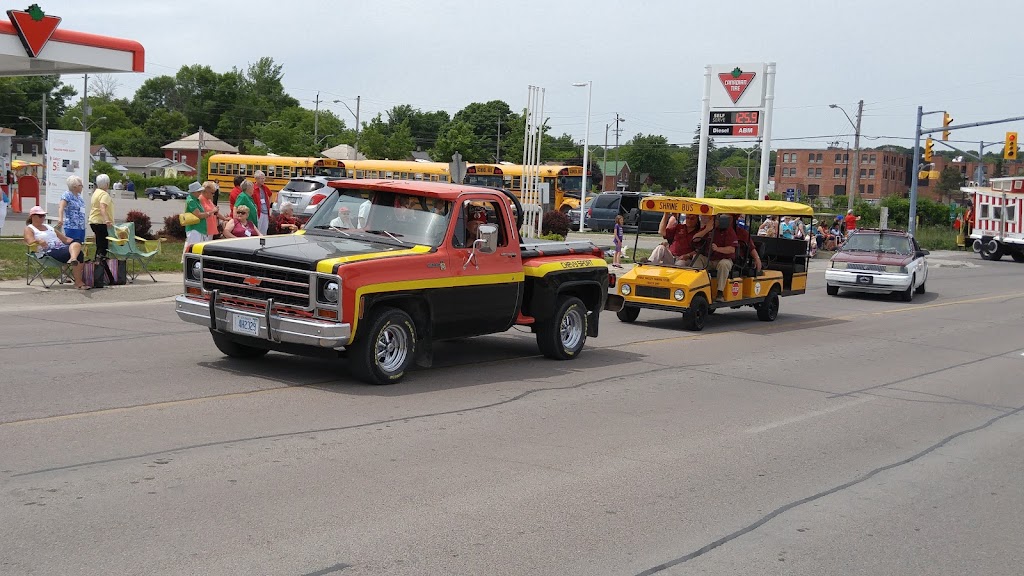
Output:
[186, 258, 202, 282]
[620, 284, 631, 296]
[318, 278, 340, 304]
[674, 289, 685, 301]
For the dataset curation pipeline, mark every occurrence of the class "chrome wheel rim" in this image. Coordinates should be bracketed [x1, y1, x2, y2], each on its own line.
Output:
[560, 307, 584, 350]
[375, 324, 409, 373]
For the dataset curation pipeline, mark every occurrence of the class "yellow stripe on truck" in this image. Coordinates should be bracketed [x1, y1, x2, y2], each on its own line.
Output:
[316, 245, 432, 273]
[523, 258, 608, 277]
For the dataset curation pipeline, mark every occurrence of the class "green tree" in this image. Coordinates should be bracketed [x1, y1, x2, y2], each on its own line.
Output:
[385, 105, 450, 150]
[936, 166, 965, 200]
[431, 120, 482, 161]
[0, 75, 76, 137]
[679, 125, 718, 190]
[141, 109, 190, 156]
[452, 100, 514, 160]
[623, 133, 675, 186]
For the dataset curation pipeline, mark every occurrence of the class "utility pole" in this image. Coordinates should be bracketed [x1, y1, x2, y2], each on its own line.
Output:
[496, 115, 501, 162]
[613, 113, 624, 189]
[603, 123, 610, 192]
[313, 92, 320, 147]
[354, 96, 360, 158]
[849, 99, 864, 210]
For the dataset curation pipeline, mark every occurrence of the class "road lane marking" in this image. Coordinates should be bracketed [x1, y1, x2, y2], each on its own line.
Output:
[744, 396, 876, 434]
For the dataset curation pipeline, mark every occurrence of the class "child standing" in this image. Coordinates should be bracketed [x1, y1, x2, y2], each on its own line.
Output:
[612, 215, 624, 268]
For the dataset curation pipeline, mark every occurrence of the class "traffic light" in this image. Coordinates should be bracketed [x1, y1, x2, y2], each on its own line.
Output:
[942, 112, 953, 141]
[1006, 132, 1019, 161]
[924, 137, 934, 162]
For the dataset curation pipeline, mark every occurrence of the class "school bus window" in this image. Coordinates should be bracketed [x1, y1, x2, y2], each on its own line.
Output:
[415, 173, 424, 181]
[512, 176, 521, 188]
[283, 167, 290, 177]
[354, 170, 363, 178]
[440, 175, 449, 182]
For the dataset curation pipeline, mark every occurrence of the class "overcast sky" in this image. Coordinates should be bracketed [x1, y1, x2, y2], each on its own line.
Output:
[37, 0, 1024, 151]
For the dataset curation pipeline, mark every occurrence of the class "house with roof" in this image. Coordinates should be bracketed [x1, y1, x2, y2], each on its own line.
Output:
[596, 160, 631, 191]
[321, 143, 366, 161]
[161, 131, 238, 168]
[119, 156, 196, 178]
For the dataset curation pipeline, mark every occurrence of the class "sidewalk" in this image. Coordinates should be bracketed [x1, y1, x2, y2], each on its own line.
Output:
[0, 271, 183, 311]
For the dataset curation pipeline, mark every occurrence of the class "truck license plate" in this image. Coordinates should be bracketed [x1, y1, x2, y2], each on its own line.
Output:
[231, 313, 260, 336]
[856, 275, 874, 285]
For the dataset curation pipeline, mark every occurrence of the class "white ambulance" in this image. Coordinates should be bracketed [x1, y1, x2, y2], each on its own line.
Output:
[968, 177, 1024, 262]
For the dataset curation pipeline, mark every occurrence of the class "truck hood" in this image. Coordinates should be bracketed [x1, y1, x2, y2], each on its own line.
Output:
[196, 233, 423, 271]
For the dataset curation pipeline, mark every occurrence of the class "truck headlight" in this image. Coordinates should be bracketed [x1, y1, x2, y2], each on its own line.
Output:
[186, 258, 202, 282]
[620, 284, 631, 296]
[674, 289, 685, 301]
[318, 278, 340, 304]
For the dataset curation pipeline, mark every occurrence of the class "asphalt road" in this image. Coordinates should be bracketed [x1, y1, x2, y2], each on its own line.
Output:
[1, 251, 1023, 576]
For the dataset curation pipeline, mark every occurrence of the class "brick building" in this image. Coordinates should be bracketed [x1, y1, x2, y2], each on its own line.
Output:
[774, 146, 911, 201]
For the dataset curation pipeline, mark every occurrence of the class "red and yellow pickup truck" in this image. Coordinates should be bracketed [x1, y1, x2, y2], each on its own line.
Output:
[176, 179, 622, 384]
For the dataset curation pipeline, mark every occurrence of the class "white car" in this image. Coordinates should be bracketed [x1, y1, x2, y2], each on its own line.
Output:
[824, 229, 929, 301]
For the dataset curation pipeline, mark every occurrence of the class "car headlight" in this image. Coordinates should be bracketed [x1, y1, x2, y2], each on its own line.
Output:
[317, 277, 340, 304]
[831, 262, 847, 269]
[674, 289, 685, 301]
[186, 257, 202, 282]
[884, 265, 907, 273]
[620, 284, 631, 296]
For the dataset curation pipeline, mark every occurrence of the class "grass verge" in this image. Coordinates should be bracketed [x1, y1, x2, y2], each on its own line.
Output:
[0, 238, 184, 281]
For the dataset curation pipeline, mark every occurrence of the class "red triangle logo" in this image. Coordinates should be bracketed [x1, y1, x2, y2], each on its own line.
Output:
[7, 9, 62, 58]
[718, 71, 756, 104]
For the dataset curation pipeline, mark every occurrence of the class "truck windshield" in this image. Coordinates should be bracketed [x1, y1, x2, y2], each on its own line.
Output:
[306, 190, 452, 247]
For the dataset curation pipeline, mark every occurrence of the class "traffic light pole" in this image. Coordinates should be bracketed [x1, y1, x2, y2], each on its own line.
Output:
[909, 109, 1024, 235]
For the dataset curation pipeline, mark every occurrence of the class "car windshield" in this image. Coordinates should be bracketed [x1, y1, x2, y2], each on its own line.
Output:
[305, 190, 452, 247]
[843, 232, 913, 254]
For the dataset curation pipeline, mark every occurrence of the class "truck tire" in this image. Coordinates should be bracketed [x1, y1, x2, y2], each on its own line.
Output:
[616, 305, 640, 323]
[980, 243, 1003, 261]
[756, 287, 781, 322]
[349, 306, 416, 385]
[210, 330, 269, 359]
[826, 284, 839, 296]
[683, 294, 708, 331]
[537, 296, 587, 360]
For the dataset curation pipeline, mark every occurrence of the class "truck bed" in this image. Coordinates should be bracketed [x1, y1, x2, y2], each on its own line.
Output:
[520, 239, 603, 260]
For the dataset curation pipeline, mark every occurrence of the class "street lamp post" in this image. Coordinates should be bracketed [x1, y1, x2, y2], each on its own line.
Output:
[333, 97, 361, 158]
[315, 134, 336, 147]
[572, 81, 592, 233]
[829, 101, 863, 211]
[744, 139, 761, 200]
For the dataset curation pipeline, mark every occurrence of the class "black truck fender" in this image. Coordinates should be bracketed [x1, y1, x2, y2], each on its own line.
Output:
[525, 270, 608, 337]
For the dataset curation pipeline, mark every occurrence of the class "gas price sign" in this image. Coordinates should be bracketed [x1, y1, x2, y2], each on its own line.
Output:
[708, 110, 760, 136]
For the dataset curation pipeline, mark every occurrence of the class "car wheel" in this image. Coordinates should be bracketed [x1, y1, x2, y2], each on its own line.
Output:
[616, 305, 640, 323]
[537, 296, 588, 360]
[899, 275, 915, 302]
[1011, 252, 1024, 263]
[980, 244, 1003, 261]
[915, 277, 926, 294]
[826, 284, 839, 296]
[756, 287, 781, 322]
[683, 294, 708, 331]
[349, 306, 416, 385]
[148, 194, 154, 201]
[210, 330, 270, 359]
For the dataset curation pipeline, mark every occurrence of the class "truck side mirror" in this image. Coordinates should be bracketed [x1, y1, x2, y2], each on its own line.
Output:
[475, 224, 499, 254]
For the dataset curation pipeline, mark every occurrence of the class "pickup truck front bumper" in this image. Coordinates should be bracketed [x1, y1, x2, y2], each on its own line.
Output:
[175, 295, 351, 348]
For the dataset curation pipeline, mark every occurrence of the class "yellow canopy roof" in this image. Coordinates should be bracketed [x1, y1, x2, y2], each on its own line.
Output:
[11, 160, 41, 169]
[640, 196, 814, 217]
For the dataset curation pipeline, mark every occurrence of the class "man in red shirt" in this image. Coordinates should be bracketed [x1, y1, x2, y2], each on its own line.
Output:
[252, 170, 273, 234]
[228, 175, 246, 210]
[731, 213, 763, 275]
[650, 213, 701, 265]
[694, 214, 739, 302]
[844, 209, 860, 233]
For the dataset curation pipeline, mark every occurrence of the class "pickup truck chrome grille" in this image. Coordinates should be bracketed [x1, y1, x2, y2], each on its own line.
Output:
[201, 257, 312, 309]
[636, 286, 670, 299]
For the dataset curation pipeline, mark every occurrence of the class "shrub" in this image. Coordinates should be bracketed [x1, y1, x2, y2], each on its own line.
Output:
[538, 233, 565, 241]
[125, 209, 153, 239]
[159, 214, 185, 240]
[542, 210, 571, 237]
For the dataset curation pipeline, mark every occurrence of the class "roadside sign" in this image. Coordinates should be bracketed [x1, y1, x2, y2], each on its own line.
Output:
[710, 63, 767, 109]
[710, 124, 759, 137]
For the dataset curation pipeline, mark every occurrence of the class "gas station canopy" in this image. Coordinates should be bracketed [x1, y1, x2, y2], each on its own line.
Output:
[1, 5, 144, 77]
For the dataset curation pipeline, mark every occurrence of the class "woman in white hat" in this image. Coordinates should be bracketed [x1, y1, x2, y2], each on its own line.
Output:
[24, 205, 89, 289]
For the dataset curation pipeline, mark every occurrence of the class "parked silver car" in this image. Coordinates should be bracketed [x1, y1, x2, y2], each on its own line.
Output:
[272, 176, 354, 222]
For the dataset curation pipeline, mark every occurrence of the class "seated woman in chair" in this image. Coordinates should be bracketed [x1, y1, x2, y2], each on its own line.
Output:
[23, 205, 89, 289]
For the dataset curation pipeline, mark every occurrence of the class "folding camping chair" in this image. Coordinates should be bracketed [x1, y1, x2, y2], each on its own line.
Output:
[26, 242, 71, 288]
[106, 223, 164, 283]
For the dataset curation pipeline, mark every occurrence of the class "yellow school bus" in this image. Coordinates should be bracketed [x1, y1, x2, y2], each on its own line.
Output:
[616, 197, 814, 331]
[340, 159, 452, 182]
[471, 163, 586, 213]
[207, 155, 345, 194]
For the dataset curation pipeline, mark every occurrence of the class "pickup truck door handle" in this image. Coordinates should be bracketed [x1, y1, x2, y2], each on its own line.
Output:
[500, 252, 517, 258]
